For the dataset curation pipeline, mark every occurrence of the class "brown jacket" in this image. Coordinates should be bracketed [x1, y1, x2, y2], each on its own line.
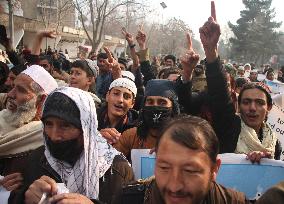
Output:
[113, 127, 157, 159]
[113, 178, 251, 204]
[256, 181, 284, 204]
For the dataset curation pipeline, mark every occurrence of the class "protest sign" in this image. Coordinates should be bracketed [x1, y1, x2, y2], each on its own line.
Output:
[131, 149, 155, 180]
[267, 94, 284, 159]
[217, 153, 284, 200]
[131, 151, 284, 200]
[263, 79, 284, 95]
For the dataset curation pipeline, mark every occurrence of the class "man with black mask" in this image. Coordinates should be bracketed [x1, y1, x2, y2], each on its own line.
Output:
[112, 79, 180, 159]
[11, 87, 134, 204]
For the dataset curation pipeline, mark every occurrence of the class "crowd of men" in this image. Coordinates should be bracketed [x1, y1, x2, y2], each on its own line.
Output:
[0, 1, 284, 204]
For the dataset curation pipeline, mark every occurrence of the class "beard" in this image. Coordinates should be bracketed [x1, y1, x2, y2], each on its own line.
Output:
[3, 97, 38, 128]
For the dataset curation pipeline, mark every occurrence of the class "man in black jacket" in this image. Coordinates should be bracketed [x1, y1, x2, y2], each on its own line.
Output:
[199, 9, 280, 162]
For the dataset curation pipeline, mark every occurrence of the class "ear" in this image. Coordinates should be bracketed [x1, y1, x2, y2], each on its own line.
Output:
[87, 76, 94, 85]
[267, 104, 272, 111]
[211, 157, 221, 181]
[106, 91, 110, 103]
[34, 94, 47, 121]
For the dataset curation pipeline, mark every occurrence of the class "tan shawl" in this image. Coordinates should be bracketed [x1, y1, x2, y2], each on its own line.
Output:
[0, 111, 43, 157]
[235, 119, 277, 157]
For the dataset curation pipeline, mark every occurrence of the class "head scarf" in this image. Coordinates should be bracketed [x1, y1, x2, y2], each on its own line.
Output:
[43, 87, 120, 199]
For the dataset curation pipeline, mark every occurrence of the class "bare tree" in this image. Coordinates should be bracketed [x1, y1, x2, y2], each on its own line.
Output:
[74, 0, 147, 52]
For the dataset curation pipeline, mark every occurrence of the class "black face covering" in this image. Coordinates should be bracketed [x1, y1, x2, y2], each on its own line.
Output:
[45, 134, 83, 166]
[142, 106, 172, 128]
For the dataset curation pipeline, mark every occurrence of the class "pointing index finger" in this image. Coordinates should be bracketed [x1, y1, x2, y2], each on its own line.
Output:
[186, 32, 192, 50]
[211, 1, 217, 22]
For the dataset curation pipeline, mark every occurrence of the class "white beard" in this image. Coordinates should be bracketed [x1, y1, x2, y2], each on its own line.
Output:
[1, 97, 38, 130]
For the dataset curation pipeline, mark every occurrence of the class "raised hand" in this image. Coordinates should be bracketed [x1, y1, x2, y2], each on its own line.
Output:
[103, 47, 122, 79]
[136, 25, 146, 50]
[199, 1, 221, 63]
[122, 27, 134, 46]
[180, 33, 200, 81]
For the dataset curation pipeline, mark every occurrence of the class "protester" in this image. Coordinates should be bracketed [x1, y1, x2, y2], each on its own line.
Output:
[199, 13, 281, 161]
[96, 52, 113, 99]
[69, 59, 101, 106]
[0, 65, 58, 191]
[163, 54, 176, 68]
[13, 87, 134, 204]
[113, 115, 250, 204]
[98, 77, 138, 143]
[249, 69, 259, 82]
[192, 64, 207, 92]
[111, 79, 181, 160]
[0, 64, 27, 111]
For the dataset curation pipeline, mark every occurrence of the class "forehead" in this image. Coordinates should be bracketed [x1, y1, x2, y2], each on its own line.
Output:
[14, 74, 34, 90]
[146, 95, 171, 102]
[156, 133, 211, 165]
[40, 59, 50, 64]
[241, 88, 267, 101]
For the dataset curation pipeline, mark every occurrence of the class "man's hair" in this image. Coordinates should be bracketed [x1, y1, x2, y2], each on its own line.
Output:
[71, 60, 94, 77]
[164, 55, 176, 64]
[162, 68, 182, 79]
[156, 115, 219, 164]
[97, 53, 108, 60]
[39, 55, 53, 65]
[238, 83, 272, 107]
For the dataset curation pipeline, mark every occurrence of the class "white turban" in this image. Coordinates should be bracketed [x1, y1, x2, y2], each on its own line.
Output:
[109, 78, 137, 97]
[22, 65, 58, 94]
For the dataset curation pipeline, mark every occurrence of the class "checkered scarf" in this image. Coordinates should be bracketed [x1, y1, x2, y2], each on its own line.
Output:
[44, 87, 120, 199]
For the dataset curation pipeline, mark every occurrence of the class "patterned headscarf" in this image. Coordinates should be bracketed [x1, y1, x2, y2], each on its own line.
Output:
[43, 87, 120, 199]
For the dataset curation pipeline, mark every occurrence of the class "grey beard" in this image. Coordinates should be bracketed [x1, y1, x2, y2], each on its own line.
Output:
[3, 97, 38, 128]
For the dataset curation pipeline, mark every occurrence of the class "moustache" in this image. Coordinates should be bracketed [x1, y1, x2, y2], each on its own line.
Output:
[166, 189, 192, 198]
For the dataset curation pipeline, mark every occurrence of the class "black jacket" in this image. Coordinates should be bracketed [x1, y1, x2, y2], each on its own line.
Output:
[9, 146, 134, 204]
[205, 58, 281, 158]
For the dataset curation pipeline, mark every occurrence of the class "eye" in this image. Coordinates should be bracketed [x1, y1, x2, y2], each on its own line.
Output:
[44, 121, 53, 127]
[123, 93, 131, 100]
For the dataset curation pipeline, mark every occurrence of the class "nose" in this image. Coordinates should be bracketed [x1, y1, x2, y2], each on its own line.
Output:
[46, 127, 63, 142]
[4, 78, 12, 86]
[166, 169, 184, 193]
[7, 87, 16, 99]
[70, 73, 76, 80]
[117, 93, 124, 103]
[249, 101, 257, 111]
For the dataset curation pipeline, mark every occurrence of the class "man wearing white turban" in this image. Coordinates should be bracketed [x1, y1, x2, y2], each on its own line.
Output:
[0, 65, 58, 191]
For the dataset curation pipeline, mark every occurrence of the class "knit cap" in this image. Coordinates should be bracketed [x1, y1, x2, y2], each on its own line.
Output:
[42, 92, 81, 129]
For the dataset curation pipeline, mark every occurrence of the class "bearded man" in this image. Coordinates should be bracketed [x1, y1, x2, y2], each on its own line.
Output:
[0, 65, 58, 191]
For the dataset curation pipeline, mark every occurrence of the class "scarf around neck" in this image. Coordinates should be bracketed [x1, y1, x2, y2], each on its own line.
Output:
[44, 87, 120, 199]
[235, 117, 277, 157]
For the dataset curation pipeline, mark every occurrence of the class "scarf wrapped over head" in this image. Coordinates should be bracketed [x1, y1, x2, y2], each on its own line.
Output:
[42, 87, 120, 199]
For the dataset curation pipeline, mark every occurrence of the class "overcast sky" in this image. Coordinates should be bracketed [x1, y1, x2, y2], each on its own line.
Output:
[149, 0, 284, 35]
